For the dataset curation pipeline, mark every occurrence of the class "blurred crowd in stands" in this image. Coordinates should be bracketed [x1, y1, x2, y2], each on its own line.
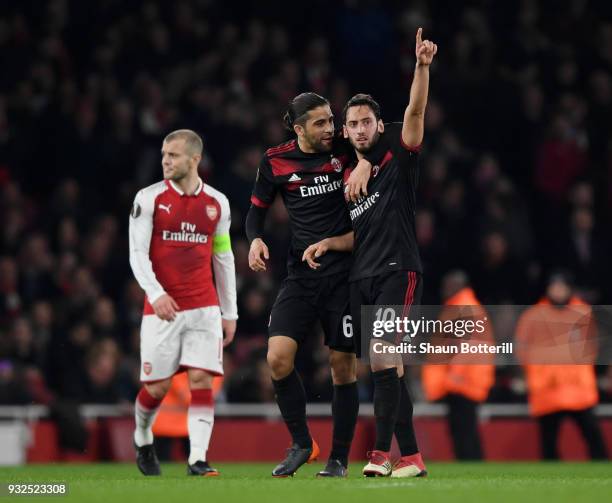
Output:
[0, 0, 611, 406]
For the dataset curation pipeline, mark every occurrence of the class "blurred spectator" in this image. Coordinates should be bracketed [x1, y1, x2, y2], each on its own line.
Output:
[555, 206, 609, 303]
[534, 114, 588, 204]
[91, 296, 119, 339]
[19, 233, 57, 304]
[45, 320, 92, 395]
[422, 271, 494, 460]
[63, 338, 121, 403]
[226, 347, 274, 402]
[471, 231, 527, 303]
[237, 284, 272, 338]
[516, 273, 608, 460]
[0, 360, 33, 404]
[0, 256, 22, 322]
[30, 301, 55, 350]
[9, 317, 42, 368]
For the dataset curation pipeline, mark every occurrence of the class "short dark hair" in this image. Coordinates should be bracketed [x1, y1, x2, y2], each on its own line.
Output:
[283, 92, 330, 131]
[342, 93, 381, 123]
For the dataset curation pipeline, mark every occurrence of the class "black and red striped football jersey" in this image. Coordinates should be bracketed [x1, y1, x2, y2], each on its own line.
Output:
[251, 139, 352, 278]
[343, 123, 423, 281]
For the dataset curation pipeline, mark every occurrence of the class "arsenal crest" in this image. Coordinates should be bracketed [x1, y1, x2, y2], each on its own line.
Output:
[331, 157, 343, 172]
[206, 204, 218, 220]
[143, 362, 152, 375]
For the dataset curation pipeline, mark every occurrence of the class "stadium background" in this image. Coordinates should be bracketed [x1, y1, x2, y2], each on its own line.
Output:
[0, 0, 611, 463]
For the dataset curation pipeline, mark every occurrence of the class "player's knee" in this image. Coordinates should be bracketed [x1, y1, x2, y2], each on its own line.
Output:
[370, 353, 402, 373]
[267, 350, 293, 379]
[144, 379, 171, 400]
[370, 358, 396, 373]
[188, 369, 213, 388]
[396, 363, 404, 378]
[329, 351, 356, 384]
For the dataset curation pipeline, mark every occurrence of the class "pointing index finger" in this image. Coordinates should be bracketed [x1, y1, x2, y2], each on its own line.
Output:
[416, 27, 423, 45]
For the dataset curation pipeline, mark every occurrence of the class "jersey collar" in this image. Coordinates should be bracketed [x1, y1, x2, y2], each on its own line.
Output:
[167, 178, 203, 196]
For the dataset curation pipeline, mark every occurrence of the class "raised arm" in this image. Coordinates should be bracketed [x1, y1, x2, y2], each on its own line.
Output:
[402, 27, 438, 149]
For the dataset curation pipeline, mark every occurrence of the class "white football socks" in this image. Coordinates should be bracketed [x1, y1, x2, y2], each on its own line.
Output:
[187, 388, 214, 465]
[134, 388, 162, 447]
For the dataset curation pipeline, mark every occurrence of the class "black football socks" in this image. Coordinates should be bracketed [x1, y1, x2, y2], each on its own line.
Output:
[394, 375, 419, 456]
[330, 381, 359, 466]
[372, 367, 400, 452]
[272, 369, 312, 449]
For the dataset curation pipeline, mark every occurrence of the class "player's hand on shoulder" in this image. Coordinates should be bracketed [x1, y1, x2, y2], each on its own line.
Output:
[345, 159, 371, 203]
[248, 238, 270, 272]
[415, 27, 438, 66]
[222, 319, 236, 347]
[302, 239, 330, 270]
[152, 294, 180, 322]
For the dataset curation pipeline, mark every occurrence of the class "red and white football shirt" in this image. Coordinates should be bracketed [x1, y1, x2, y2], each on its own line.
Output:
[129, 178, 237, 319]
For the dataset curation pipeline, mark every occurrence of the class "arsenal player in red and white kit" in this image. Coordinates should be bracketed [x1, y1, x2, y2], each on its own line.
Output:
[129, 129, 237, 477]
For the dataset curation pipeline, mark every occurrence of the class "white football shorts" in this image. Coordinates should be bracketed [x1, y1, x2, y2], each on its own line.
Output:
[139, 306, 223, 381]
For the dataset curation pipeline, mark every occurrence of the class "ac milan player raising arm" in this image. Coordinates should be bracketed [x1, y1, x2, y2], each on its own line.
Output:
[402, 28, 436, 150]
[129, 129, 237, 477]
[304, 27, 437, 478]
[245, 92, 382, 478]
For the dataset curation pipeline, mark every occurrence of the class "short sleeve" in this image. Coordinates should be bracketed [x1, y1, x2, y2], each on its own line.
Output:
[250, 156, 277, 208]
[384, 122, 421, 156]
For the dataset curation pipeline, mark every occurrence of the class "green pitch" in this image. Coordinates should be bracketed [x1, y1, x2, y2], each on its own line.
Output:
[1, 462, 610, 503]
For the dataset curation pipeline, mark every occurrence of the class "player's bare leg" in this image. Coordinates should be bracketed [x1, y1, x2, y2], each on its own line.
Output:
[134, 378, 171, 476]
[186, 368, 218, 476]
[317, 350, 358, 478]
[268, 335, 319, 477]
[268, 336, 297, 381]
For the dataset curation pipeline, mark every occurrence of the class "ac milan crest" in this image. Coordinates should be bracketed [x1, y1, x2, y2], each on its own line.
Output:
[331, 157, 343, 172]
[143, 362, 152, 375]
[206, 204, 218, 220]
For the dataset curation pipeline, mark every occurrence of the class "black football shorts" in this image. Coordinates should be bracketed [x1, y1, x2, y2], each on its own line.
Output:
[350, 270, 423, 355]
[268, 271, 354, 352]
